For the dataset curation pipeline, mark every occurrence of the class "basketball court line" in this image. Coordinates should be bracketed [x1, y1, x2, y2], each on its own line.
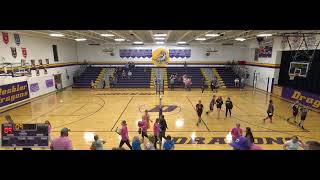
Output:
[186, 96, 210, 132]
[70, 104, 88, 115]
[110, 96, 134, 131]
[25, 105, 65, 123]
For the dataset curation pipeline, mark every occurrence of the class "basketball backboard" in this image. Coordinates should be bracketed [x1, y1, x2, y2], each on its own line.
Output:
[288, 61, 309, 78]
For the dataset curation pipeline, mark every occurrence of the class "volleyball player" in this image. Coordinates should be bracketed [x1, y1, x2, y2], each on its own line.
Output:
[225, 97, 233, 118]
[196, 100, 204, 126]
[286, 101, 299, 123]
[206, 95, 216, 115]
[216, 96, 223, 119]
[298, 106, 308, 130]
[201, 77, 206, 93]
[263, 100, 274, 123]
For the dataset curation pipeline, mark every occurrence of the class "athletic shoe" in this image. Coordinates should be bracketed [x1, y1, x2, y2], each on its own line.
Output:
[206, 111, 209, 115]
[286, 118, 289, 121]
[196, 122, 199, 126]
[301, 126, 305, 130]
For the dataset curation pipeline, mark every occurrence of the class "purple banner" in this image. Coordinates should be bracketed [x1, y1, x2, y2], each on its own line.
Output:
[45, 79, 54, 88]
[281, 86, 320, 110]
[0, 81, 30, 107]
[169, 49, 191, 58]
[120, 49, 152, 58]
[30, 83, 39, 93]
[258, 46, 272, 58]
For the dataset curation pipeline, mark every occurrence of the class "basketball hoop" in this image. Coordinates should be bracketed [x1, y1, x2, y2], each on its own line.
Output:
[289, 73, 299, 81]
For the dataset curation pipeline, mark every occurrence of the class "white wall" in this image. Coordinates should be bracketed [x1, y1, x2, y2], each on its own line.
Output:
[0, 32, 79, 109]
[77, 43, 252, 63]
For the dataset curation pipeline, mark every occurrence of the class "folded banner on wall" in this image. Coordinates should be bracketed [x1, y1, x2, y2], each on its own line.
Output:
[46, 79, 54, 88]
[281, 86, 320, 110]
[0, 81, 30, 107]
[30, 83, 40, 93]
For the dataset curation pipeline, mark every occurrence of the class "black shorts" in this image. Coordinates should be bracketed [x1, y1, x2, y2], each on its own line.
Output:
[301, 116, 306, 121]
[209, 106, 214, 111]
[197, 111, 203, 117]
[293, 111, 298, 116]
[217, 106, 222, 109]
[268, 113, 273, 118]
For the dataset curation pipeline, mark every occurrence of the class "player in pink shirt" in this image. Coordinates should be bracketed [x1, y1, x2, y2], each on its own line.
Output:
[50, 128, 73, 150]
[231, 123, 243, 141]
[117, 120, 132, 150]
[153, 118, 160, 149]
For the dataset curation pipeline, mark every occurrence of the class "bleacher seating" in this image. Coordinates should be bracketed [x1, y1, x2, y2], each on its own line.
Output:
[166, 67, 204, 88]
[215, 67, 240, 88]
[73, 67, 103, 88]
[112, 67, 151, 88]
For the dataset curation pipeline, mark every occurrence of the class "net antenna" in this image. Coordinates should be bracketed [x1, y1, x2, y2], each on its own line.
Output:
[282, 32, 320, 76]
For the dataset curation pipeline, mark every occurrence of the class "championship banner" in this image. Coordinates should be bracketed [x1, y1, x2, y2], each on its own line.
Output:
[0, 81, 30, 108]
[258, 46, 272, 58]
[21, 48, 27, 58]
[14, 34, 20, 46]
[119, 49, 152, 58]
[2, 32, 9, 45]
[46, 79, 54, 88]
[281, 86, 320, 110]
[11, 47, 17, 58]
[169, 49, 191, 58]
[30, 83, 40, 92]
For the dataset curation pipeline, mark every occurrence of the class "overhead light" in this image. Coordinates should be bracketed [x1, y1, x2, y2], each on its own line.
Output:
[133, 41, 144, 45]
[49, 33, 64, 37]
[156, 41, 164, 44]
[154, 37, 165, 40]
[195, 38, 206, 41]
[75, 38, 87, 41]
[154, 33, 167, 37]
[114, 38, 125, 42]
[101, 34, 115, 37]
[235, 37, 246, 41]
[257, 33, 272, 37]
[205, 33, 220, 37]
[177, 41, 187, 44]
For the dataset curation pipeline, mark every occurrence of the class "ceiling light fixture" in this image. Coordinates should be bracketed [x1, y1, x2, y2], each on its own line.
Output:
[101, 34, 115, 37]
[49, 33, 64, 37]
[75, 38, 87, 41]
[114, 38, 125, 42]
[195, 38, 206, 41]
[154, 33, 167, 37]
[156, 41, 164, 44]
[205, 34, 220, 37]
[257, 33, 272, 37]
[235, 37, 246, 41]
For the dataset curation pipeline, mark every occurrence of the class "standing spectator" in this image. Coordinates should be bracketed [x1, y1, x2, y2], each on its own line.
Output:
[117, 120, 132, 150]
[144, 135, 156, 150]
[245, 127, 254, 144]
[50, 128, 73, 150]
[240, 77, 245, 88]
[211, 76, 218, 92]
[163, 135, 175, 150]
[153, 118, 160, 149]
[225, 97, 233, 118]
[153, 75, 157, 91]
[132, 136, 141, 150]
[298, 106, 308, 129]
[169, 74, 175, 91]
[109, 76, 113, 88]
[201, 77, 206, 93]
[263, 100, 274, 123]
[305, 141, 320, 150]
[45, 120, 53, 143]
[234, 78, 240, 87]
[283, 136, 306, 150]
[216, 96, 223, 118]
[231, 123, 243, 142]
[159, 115, 168, 146]
[90, 80, 94, 89]
[90, 135, 106, 150]
[102, 80, 106, 89]
[127, 70, 132, 79]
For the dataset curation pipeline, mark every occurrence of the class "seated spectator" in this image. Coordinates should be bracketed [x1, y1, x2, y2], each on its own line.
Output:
[229, 136, 262, 150]
[90, 135, 106, 150]
[132, 136, 141, 150]
[127, 70, 132, 79]
[50, 128, 73, 150]
[144, 135, 156, 150]
[305, 141, 320, 150]
[163, 135, 175, 150]
[283, 136, 306, 150]
[231, 123, 243, 142]
[122, 70, 126, 79]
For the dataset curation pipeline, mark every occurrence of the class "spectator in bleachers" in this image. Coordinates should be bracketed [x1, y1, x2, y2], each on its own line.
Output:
[122, 70, 126, 79]
[50, 128, 73, 150]
[234, 78, 239, 87]
[186, 78, 192, 91]
[240, 77, 245, 88]
[127, 70, 132, 79]
[125, 62, 129, 71]
[109, 76, 113, 87]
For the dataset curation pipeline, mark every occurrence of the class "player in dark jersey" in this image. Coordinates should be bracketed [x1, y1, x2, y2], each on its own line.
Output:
[225, 97, 233, 118]
[206, 95, 216, 115]
[196, 100, 204, 126]
[201, 77, 206, 93]
[287, 101, 299, 123]
[298, 106, 308, 130]
[263, 100, 274, 123]
[216, 96, 223, 119]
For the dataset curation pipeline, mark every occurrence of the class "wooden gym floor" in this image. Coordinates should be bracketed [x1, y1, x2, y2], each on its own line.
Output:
[1, 87, 320, 150]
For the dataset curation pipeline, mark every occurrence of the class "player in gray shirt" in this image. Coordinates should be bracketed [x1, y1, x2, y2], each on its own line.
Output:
[90, 135, 106, 150]
[298, 106, 308, 130]
[263, 100, 274, 123]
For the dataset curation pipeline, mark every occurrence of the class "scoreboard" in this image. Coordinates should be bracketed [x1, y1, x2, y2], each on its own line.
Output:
[1, 123, 49, 148]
